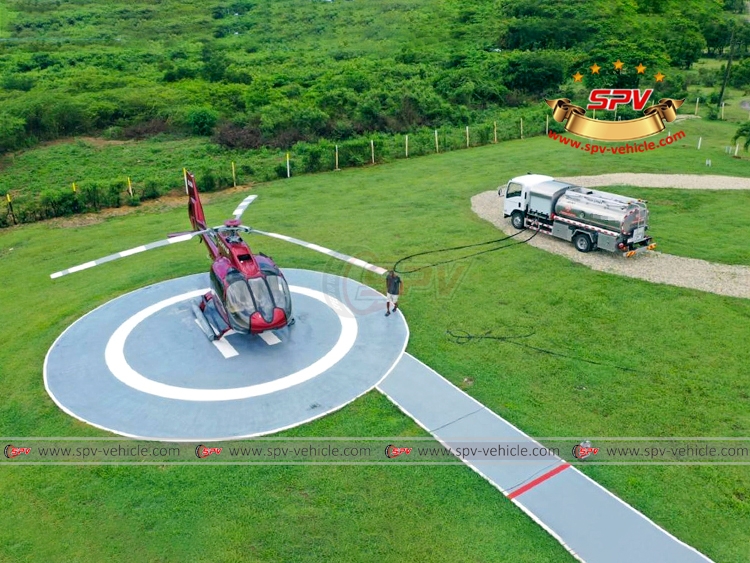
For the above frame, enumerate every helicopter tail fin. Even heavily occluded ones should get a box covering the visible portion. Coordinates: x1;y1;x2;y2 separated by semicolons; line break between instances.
185;169;207;231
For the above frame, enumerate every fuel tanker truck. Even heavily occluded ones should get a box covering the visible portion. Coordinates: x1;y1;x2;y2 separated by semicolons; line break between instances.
500;174;656;256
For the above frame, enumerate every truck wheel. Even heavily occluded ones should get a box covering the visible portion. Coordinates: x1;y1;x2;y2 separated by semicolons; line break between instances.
573;233;592;253
511;212;525;230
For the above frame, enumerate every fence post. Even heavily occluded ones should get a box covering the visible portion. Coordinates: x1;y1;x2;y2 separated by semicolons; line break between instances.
695;97;699;116
405;135;409;158
721;102;725;120
286;153;291;178
370;140;375;164
465;126;470;148
494;121;497;143
520;118;524;139
6;193;16;225
231;161;237;187
335;145;339;170
435;129;439;153
697;136;702;150
546;115;549;136
735;142;740;156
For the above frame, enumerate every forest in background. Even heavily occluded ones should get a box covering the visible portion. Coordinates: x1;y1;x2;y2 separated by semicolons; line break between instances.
1;0;749;223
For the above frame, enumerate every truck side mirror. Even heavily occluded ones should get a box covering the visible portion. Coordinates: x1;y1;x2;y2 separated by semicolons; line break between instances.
498;185;506;196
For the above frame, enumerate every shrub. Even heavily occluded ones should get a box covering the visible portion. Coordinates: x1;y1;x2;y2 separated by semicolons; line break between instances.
275;163;290;178
121;118;171;140
104;183;122;208
80;183;103;211
199;169;218;192
142;179;161;200
0;113;27;153
212;122;263;149
186;107;219;136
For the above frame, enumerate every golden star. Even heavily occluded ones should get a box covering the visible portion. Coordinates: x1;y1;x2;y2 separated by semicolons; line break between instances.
590;63;601;74
573;72;583;82
613;60;624;70
654;72;665;82
636;63;647;74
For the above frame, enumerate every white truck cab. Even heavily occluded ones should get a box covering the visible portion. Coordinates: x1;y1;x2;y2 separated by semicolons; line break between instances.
500;174;553;229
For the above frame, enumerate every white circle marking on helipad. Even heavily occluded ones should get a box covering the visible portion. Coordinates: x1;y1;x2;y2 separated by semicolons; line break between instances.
104;285;357;401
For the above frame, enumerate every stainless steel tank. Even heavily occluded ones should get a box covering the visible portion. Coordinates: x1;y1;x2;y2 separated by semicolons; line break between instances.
554;187;648;234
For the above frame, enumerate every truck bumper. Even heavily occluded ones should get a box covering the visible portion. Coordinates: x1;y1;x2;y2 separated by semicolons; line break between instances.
622;243;656;257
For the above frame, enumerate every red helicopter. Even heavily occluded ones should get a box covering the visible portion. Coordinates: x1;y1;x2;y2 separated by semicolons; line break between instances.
50;170;387;339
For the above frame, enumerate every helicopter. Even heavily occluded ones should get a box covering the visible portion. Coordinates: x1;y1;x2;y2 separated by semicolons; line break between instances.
50;170;387;340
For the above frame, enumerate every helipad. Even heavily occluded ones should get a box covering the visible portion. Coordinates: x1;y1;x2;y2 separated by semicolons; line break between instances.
44;269;408;440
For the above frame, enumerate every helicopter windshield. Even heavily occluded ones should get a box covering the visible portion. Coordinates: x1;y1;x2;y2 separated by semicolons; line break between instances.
225;279;256;330
249;278;275;323
265;274;292;317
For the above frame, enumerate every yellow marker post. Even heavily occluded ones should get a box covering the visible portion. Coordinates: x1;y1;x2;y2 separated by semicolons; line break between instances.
6;193;10;203
72;182;77;192
127;177;133;198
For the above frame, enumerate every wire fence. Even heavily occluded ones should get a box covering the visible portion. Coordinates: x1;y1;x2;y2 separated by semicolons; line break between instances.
1;109;559;227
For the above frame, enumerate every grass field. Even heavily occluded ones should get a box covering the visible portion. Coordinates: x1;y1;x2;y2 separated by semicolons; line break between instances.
1;125;750;561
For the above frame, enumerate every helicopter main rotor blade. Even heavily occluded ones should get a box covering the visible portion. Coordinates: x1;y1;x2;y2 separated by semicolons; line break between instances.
233;194;258;220
250;229;388;276
50;230;210;279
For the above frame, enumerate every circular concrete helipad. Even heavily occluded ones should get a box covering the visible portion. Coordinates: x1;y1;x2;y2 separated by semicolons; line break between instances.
44;269;408;440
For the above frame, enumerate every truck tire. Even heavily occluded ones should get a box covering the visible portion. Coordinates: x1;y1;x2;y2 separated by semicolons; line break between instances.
511;211;525;230
573;233;592;253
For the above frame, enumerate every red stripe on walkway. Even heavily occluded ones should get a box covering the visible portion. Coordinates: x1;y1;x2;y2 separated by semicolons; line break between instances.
507;463;571;499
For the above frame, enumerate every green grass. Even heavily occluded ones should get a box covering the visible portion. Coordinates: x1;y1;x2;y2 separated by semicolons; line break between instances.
615;186;750;265
0;393;574;563
1;127;750;562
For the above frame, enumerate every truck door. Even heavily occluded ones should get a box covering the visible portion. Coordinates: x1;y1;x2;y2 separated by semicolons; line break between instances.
503;182;524;217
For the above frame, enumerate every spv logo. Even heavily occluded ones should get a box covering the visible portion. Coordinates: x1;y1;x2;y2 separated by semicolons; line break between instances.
195;445;223;458
4;444;31;459
384;445;412;459
587;89;653;111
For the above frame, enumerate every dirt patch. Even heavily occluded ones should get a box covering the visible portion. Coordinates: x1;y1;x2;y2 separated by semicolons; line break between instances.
47;184;256;229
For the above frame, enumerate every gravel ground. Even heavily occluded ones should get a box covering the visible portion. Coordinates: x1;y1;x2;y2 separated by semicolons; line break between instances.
471;177;750;299
557;173;750;190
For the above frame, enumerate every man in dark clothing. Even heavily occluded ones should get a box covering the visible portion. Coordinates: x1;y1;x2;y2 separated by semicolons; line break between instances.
385;270;402;317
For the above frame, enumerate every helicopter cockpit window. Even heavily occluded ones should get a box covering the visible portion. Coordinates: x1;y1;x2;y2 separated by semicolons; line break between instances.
249;278;275;322
265;274;291;316
225;280;255;330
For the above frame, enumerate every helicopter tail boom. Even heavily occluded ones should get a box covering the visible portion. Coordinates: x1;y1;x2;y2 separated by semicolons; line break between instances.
185;169;207;232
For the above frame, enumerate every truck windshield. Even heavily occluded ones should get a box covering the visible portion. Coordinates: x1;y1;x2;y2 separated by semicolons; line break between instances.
506;182;523;199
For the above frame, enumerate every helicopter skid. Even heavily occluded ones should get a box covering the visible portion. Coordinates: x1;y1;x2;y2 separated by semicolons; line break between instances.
194;296;231;340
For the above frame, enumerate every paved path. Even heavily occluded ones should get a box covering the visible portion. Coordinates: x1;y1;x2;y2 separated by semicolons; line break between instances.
378;354;713;563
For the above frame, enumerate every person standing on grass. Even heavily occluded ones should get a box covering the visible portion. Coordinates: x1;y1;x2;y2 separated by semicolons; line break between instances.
385;269;402;317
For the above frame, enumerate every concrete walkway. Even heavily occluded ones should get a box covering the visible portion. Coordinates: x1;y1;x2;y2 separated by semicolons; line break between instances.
378;354;713;563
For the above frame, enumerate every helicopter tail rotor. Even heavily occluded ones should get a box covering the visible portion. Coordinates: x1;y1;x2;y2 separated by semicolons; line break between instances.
250;229;388;276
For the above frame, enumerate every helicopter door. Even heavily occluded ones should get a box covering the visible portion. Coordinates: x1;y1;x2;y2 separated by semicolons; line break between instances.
265;274;292;317
248;278;275;323
225;279;255;330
